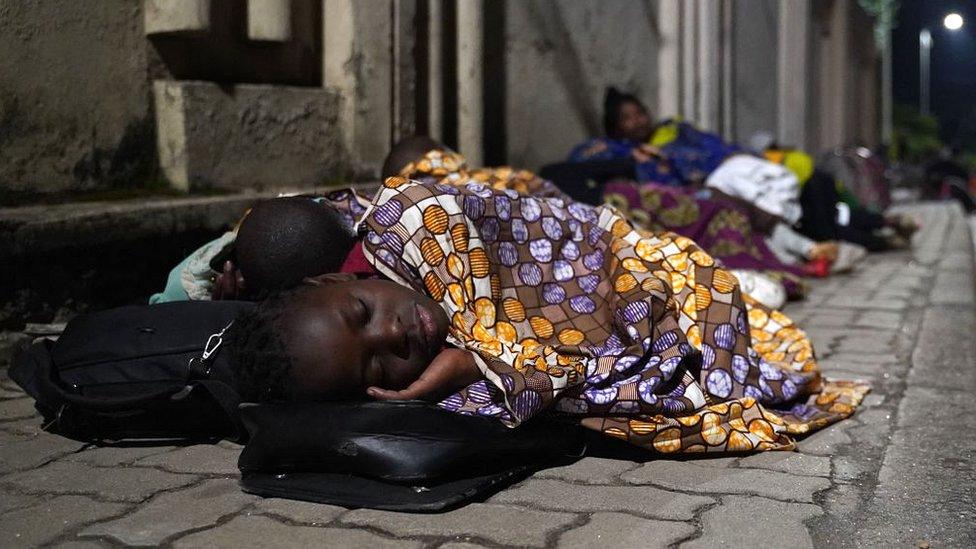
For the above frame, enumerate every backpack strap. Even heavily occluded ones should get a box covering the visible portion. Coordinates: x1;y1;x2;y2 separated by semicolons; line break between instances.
186;320;234;382
184;320;247;440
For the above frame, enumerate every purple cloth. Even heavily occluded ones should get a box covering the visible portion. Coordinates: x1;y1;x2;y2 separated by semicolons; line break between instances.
603;180;806;298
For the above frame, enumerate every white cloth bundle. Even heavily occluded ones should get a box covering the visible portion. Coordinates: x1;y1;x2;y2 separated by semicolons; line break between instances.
705;154;802;225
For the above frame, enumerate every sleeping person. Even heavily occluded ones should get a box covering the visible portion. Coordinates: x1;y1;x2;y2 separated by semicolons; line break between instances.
149;190;371;303
229;175;869;455
387;137;797;306
568;88;914;260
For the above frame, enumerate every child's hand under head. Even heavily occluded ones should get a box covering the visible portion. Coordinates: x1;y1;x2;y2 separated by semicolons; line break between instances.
212;260;248;301
276;274;476;402
367;347;481;402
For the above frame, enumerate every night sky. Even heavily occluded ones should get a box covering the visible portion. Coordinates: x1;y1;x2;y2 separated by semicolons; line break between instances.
892;0;976;147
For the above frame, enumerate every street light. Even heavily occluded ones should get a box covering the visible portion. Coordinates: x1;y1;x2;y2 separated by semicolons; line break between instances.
920;13;965;116
944;13;964;31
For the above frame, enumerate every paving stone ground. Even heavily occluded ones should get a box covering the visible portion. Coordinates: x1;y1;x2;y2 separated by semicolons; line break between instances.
1;202;973;548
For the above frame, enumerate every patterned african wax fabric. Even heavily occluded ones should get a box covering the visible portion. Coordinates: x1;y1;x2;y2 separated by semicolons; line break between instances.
568;121;740;186
315;188;373;230
398;148;567;199
400;149;805;321
564;127;806;296
601;181;806;299
359;177;868;454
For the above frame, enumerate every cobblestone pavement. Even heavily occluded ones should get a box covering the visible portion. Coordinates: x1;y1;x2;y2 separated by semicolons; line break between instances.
1;202;973;548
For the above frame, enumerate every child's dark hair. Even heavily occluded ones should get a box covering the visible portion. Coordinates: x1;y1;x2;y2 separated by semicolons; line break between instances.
382;135;445;179
603;87;644;137
236;197;356;297
229;287;306;402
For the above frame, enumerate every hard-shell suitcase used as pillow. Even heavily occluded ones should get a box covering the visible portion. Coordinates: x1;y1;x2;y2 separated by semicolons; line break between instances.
237;400;587;512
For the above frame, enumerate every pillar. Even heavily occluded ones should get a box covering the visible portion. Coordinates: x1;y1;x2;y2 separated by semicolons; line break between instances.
656;0;682;119
247;0;292;42
323;0;393;176
456;0;484;166
144;0;210;35
777;0;811;150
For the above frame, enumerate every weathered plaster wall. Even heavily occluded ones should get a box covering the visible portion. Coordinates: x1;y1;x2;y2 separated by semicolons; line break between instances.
0;1;154;195
731;0;780;146
323;0;394;178
154;80;347;191
503;0;662;170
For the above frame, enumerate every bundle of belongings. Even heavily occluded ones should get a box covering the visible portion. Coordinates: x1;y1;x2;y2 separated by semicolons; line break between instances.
10;139;870;512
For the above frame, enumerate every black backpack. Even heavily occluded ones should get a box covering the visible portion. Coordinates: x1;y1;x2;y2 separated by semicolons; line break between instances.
8;300;253;442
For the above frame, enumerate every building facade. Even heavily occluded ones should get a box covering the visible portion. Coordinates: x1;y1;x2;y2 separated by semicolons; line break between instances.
0;0;882;197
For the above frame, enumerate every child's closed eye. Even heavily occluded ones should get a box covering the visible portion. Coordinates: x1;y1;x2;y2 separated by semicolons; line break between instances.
356;298;372;325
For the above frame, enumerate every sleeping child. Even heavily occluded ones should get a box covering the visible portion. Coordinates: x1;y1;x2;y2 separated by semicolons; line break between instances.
229;174;868;455
149;191;371;303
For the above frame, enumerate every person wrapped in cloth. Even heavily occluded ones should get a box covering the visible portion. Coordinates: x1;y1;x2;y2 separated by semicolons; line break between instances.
228;163;868;455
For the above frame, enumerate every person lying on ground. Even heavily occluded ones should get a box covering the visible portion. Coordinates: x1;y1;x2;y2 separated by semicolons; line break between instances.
748;131;919;249
229;175;869;455
152;131;808;308
149;191;370;303
386;136;806;305
924;147;976;213
568;88;915;256
559;90;848;276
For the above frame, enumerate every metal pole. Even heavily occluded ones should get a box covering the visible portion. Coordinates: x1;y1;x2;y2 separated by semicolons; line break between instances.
919;28;932;116
881;30;893;145
427;0;444;142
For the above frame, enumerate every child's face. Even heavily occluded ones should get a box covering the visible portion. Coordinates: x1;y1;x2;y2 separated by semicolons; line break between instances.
281;279;450;400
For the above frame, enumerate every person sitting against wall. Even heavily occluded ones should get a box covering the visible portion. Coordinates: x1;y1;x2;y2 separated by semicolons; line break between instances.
565;88;916;270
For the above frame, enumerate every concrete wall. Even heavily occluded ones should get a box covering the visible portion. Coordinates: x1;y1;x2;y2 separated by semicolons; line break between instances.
731;0;780;145
0;0;880;198
0;0;332;198
808;0;880;152
148;0;322;86
851;7;880;149
502;0;662;170
154;81;346;191
323;0;396;178
0;1;154;195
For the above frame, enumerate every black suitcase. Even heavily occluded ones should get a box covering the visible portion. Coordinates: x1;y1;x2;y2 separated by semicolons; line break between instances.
238;400;587;512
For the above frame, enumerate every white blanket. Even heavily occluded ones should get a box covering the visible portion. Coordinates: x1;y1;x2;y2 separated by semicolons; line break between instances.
705;155;802;225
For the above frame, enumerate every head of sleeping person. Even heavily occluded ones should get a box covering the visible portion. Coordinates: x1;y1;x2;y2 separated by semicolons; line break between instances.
381;135;447;179
234;197;358;298
603;87;654;143
229;275;450;402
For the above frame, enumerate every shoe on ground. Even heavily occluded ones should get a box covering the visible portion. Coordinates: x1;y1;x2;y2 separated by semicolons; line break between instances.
830;242;868;274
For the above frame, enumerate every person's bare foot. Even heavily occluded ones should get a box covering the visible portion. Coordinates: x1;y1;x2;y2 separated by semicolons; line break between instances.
885;233;911;250
809;241;839;263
